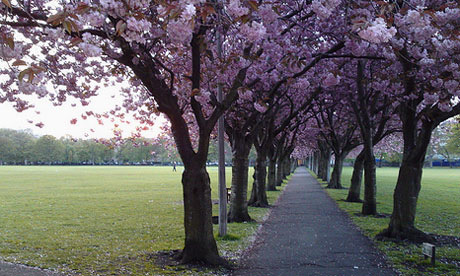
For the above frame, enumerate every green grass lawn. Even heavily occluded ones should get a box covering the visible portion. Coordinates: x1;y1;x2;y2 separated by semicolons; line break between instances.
324;167;460;276
0;166;286;276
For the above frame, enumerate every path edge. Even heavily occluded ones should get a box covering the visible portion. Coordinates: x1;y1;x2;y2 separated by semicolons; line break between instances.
232;169;296;267
307;168;401;276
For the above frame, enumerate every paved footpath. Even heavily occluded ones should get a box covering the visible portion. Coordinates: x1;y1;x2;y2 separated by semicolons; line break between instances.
233;167;397;276
0;261;62;276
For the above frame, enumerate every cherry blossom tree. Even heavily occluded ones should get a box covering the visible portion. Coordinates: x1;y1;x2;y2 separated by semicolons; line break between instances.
0;0;272;264
311;89;361;189
354;1;460;241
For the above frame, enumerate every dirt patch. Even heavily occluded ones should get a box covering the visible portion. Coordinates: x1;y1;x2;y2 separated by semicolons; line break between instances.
148;250;182;267
432;234;460;248
147;250;233;274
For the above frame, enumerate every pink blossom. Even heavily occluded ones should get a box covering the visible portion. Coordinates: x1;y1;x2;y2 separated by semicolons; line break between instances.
259;6;278;24
423;93;438;105
238;89;253;101
254;102;268;113
322;73;340;88
167;20;193;44
182;4;196;21
79;39;102;57
311;0;341;20
358;18;397;43
438;102;452;112
227;0;249;18
241;21;266;42
444;80;459;94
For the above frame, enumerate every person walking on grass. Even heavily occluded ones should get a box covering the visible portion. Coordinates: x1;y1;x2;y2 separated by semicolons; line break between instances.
173;161;176;172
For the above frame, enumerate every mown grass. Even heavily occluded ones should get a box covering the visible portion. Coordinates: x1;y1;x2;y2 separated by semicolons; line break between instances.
0;166;286;276
323;167;460;276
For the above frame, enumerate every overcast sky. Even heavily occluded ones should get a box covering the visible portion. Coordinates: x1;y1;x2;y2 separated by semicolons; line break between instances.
0;90;164;139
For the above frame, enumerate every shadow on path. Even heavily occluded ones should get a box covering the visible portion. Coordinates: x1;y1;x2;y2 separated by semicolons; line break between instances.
232;167;397;276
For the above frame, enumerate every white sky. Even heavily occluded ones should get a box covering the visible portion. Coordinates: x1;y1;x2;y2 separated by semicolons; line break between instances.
0;89;165;139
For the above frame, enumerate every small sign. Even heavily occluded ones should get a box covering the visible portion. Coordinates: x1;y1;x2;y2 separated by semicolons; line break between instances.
422;243;436;266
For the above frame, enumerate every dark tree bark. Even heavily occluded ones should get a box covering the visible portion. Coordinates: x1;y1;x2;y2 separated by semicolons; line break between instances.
267;143;278;191
249;148;269;207
317;140;331;182
282;157;291;178
314;151;319;175
351;60;393;216
267;157;277;191
377;48;448;242
327;151;348;189
362;149;377;215
346;151;364;202
180;162;222;264
227;133;252;223
379;161;432;242
378;119;437;242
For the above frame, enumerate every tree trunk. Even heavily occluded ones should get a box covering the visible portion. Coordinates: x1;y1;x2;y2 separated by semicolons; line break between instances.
267;158;277;191
317;151;325;179
314;151;319;175
318;141;330;181
180;163;223;264
328;152;346;189
378;161;433;242
321;151;330;181
346;151;364;202
282;157;290;179
228;141;252;223
249;150;269;207
378;86;436;242
362;151;377;215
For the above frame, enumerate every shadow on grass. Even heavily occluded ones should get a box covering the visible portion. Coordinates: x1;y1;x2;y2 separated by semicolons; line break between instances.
148;250;235;273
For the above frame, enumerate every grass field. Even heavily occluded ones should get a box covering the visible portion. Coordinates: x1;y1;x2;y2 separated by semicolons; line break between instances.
0;166;285;276
324;167;460;276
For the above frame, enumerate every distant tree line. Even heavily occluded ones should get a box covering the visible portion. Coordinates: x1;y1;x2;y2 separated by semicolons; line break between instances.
0;128;220;165
0;128;238;166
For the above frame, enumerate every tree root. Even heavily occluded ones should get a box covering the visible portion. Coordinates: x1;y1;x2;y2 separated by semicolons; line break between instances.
248;201;270;208
178;249;232;269
227;211;253;223
376;226;435;244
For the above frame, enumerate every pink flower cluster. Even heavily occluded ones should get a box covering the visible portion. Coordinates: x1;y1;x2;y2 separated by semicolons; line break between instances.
358;18;397;44
241;21;266;42
311;0;341;20
322;73;340;88
227;0;249;18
